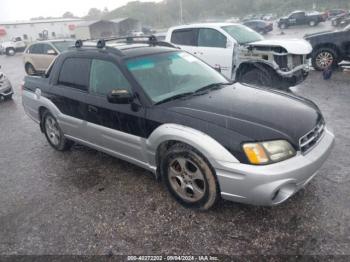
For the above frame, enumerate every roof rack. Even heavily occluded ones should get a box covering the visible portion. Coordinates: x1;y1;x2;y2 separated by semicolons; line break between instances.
74;35;177;50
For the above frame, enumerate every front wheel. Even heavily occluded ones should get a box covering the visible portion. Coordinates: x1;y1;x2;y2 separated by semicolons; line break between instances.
42;111;73;151
161;144;219;210
279;23;287;29
25;63;36;75
312;48;338;71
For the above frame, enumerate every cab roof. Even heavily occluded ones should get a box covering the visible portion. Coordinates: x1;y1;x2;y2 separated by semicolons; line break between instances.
66;42;177;59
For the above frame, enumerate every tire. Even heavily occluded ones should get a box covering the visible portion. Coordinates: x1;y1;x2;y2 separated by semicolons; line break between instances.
5;94;13;100
238;67;279;88
279;23;287;29
309;20;317;27
25;63;36;75
312;47;338;71
42;111;73;151
6;48;15;56
161;143;219;210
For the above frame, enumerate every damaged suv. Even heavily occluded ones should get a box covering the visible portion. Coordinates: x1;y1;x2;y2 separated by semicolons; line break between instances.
166;23;312;89
22;37;334;210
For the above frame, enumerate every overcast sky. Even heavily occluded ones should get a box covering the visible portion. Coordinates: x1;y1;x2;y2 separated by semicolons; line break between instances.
0;0;162;21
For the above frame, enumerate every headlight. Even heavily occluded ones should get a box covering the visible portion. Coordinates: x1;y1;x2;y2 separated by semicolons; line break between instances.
243;140;296;165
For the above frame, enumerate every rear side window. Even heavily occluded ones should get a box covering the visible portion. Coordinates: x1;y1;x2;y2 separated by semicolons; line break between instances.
198;28;227;48
171;29;197;46
58;58;90;91
89;59;132;96
42;44;56;55
29;44;43;54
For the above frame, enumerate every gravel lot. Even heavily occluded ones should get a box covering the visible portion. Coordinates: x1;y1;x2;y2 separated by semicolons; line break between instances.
0;34;350;256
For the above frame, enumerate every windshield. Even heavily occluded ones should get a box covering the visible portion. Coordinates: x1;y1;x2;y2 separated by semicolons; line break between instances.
126;51;228;104
51;41;75;52
221;25;263;45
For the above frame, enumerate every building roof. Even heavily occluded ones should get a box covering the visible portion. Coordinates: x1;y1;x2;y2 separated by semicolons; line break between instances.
77;18;136;28
0;18;84;26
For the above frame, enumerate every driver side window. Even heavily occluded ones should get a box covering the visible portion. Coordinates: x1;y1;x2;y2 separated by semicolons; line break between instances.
89;59;132;96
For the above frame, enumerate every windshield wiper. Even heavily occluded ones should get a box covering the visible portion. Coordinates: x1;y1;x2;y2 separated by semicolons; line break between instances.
194;81;234;95
155;92;195;105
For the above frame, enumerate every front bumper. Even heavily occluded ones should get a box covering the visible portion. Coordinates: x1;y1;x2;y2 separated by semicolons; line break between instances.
0;79;14;97
215;128;335;206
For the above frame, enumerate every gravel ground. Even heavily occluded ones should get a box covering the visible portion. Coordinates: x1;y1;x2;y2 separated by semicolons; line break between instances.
0;49;349;256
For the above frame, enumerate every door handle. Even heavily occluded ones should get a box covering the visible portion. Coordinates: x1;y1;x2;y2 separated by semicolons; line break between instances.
88;105;98;113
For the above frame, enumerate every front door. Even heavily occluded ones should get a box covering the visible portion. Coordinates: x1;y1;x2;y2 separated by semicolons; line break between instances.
85;58;147;163
195;28;234;79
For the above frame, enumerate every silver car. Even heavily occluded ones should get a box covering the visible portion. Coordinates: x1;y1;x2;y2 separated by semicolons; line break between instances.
0;66;13;100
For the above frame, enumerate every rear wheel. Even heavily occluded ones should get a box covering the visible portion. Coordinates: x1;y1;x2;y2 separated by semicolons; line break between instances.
309;20;317;27
6;48;15;56
312;48;338;71
161;143;219;210
25;63;36;75
42;111;73;151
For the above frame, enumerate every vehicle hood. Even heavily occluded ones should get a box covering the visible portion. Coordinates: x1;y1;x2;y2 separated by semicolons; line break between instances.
0;41;14;48
164;83;322;147
249;39;312;54
304;30;334;39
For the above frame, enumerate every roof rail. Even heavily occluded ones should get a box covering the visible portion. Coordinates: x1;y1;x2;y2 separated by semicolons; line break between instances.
74;35;177;50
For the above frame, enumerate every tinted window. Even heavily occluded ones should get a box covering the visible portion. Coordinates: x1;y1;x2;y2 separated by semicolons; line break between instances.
42;44;56;54
52;41;75;52
58;58;90;91
29;44;43;54
171;29;197;46
198;28;227;48
89;59;132;96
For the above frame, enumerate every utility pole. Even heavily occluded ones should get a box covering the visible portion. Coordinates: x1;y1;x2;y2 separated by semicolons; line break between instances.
179;0;183;24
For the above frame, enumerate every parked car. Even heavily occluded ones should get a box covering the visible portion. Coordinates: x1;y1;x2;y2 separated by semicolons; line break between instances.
0;37;26;56
22;37;334;210
23;39;75;75
326;9;348;20
165;23;312;89
154;32;167;41
278;11;326;29
331;12;350;27
262;13;276;21
304;25;350;71
243;20;273;34
0;66;14;100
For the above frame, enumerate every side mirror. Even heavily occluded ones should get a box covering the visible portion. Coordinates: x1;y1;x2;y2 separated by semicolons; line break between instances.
107;89;133;104
47;49;57;55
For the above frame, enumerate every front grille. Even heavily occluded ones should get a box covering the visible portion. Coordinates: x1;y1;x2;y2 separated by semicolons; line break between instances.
299;120;325;153
274;55;288;70
274;55;304;71
292;55;303;67
3;87;11;94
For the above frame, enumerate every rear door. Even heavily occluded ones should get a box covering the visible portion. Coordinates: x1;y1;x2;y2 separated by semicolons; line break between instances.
195;28;233;79
169;28;199;56
27;43;44;71
84;58;147;163
54;57;90;139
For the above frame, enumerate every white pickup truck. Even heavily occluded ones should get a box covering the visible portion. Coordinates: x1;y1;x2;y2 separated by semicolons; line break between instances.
165;23;312;89
0;37;27;56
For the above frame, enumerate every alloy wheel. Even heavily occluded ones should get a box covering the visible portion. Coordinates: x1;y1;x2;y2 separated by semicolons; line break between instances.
316;51;334;69
45;115;61;146
168;157;206;202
